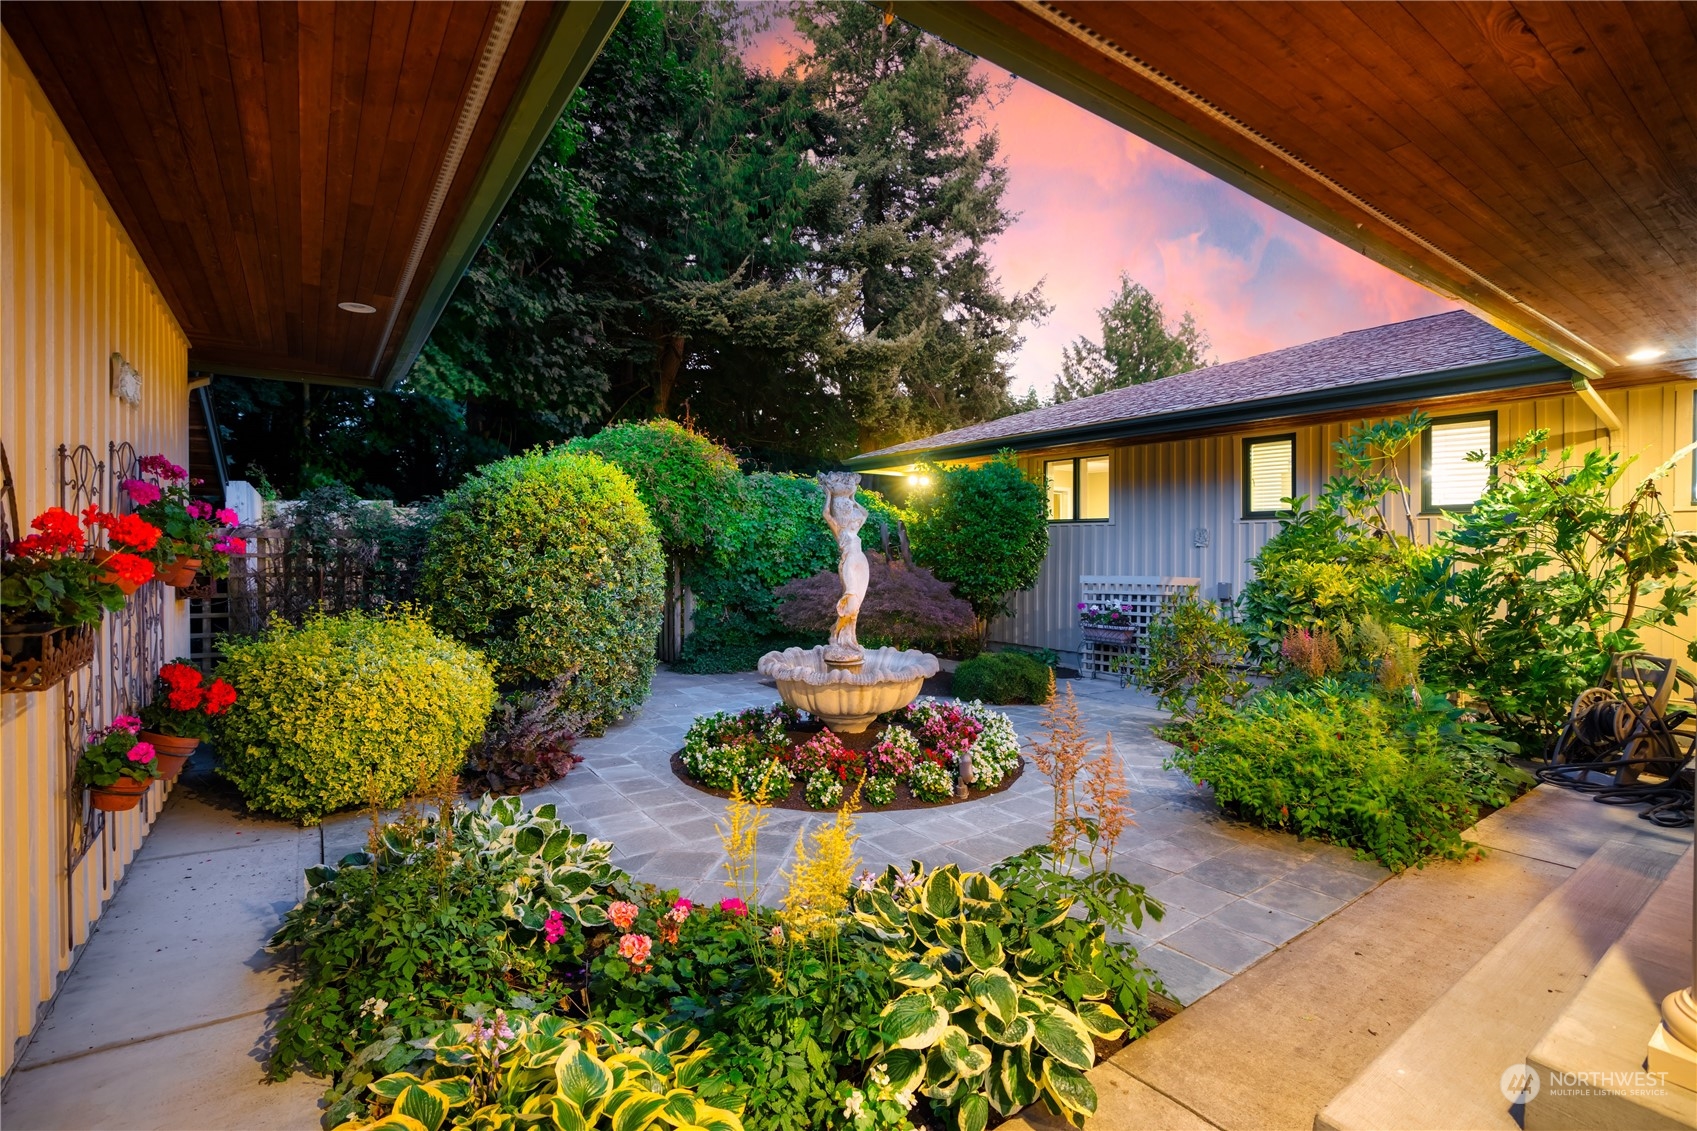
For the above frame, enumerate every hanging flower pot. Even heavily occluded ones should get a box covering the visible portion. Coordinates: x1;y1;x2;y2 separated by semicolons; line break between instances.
87;776;151;812
139;731;199;781
159;556;203;588
1;623;97;692
91;548;152;596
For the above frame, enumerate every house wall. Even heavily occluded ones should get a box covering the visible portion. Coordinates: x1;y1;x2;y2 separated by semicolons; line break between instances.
992;381;1697;668
2;32;191;1075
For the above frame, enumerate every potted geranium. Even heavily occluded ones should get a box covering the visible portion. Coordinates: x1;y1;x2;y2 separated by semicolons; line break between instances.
3;505;156;691
121;455;245;589
75;716;162;811
137;660;236;780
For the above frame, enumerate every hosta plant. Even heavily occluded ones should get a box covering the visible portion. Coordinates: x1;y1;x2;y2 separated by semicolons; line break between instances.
851;863;1160;1128
330;1013;744;1131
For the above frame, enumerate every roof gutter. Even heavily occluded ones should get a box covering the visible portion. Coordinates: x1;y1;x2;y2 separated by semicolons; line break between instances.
846;354;1570;469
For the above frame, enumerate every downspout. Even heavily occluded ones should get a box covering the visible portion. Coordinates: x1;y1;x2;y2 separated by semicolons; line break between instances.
1571;372;1621;442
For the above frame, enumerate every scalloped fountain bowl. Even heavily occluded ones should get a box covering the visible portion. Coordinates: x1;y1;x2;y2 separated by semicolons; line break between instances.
757;645;939;733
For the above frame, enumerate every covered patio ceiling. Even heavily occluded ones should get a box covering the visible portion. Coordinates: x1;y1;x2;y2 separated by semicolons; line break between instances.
898;1;1696;385
2;0;625;389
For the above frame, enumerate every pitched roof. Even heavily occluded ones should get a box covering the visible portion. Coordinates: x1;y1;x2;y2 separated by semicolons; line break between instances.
853;311;1554;464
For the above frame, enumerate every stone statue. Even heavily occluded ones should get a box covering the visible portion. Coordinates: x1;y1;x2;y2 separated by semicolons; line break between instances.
819;471;868;664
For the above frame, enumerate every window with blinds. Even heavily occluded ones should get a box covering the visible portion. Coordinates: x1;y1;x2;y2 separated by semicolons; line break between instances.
1423;415;1496;511
1242;435;1295;518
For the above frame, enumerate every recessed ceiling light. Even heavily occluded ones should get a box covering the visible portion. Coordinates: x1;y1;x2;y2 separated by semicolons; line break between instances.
1626;346;1665;363
338;301;377;314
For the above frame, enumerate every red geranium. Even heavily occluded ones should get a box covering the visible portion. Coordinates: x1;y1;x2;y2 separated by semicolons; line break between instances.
202;678;237;715
100;551;157;588
140;660;233;741
9;506;86;557
97;511;162;552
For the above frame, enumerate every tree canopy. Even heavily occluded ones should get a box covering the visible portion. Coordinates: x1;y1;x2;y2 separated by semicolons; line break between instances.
1052;274;1211;403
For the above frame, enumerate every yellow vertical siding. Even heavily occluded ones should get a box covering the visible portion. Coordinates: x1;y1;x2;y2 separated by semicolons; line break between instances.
2;31;190;1075
1000;382;1697;665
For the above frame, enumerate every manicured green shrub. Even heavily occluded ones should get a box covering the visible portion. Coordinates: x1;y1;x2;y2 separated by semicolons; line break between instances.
952;649;1054;704
215;611;496;823
1167;681;1528;870
420;448;664;731
566;419;741;562
678;472;906;670
909;453;1048;639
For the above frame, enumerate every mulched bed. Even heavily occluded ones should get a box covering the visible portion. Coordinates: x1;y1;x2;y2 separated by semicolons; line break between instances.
669;721;1025;813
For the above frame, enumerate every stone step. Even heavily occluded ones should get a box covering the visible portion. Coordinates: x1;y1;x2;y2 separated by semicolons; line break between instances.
1525;846;1695;1131
1315;836;1685;1131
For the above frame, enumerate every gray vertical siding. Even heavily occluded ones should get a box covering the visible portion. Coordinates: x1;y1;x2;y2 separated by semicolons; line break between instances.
990;382;1696;666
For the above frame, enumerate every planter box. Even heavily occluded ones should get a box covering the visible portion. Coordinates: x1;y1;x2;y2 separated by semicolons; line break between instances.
1080;624;1138;645
2;623;96;692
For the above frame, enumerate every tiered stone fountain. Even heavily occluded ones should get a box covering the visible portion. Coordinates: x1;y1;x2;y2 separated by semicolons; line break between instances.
757;472;937;732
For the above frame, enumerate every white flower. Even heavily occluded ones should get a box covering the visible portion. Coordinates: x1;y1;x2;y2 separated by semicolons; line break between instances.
843;1090;865;1119
359;997;388;1018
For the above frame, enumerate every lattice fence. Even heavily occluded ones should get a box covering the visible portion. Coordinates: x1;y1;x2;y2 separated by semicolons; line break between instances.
1077;575;1200;679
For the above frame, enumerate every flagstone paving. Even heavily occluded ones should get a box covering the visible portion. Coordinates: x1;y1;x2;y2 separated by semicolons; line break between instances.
1;668;1389;1130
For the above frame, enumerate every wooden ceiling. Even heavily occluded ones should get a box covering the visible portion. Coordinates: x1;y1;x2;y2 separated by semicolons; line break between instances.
899;1;1697;384
3;1;624;388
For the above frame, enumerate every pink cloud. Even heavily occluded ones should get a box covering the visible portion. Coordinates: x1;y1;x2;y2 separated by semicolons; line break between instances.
741;19;1457;398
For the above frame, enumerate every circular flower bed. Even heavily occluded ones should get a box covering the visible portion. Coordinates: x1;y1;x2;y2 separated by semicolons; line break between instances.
675;697;1022;810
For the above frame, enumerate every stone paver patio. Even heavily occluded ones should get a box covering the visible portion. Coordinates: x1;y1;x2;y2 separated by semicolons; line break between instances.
2;668;1389;1130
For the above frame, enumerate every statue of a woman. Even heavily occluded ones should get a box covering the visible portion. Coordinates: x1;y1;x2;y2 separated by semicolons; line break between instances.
819;471;869;662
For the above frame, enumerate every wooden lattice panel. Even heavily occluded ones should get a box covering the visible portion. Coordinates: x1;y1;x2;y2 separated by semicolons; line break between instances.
1077;575;1200;680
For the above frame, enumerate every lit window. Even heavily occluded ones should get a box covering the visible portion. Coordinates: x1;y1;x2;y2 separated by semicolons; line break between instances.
1423;414;1496;511
1044;456;1110;522
1242;435;1294;518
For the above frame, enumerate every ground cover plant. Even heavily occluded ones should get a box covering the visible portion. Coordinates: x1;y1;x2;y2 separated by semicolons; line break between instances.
420;447;664;733
276;695;1163;1131
214;610;496;824
676;699;1022;810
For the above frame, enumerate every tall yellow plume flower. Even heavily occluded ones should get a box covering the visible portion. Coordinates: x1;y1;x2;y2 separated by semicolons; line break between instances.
781;785;862;939
718;779;768;906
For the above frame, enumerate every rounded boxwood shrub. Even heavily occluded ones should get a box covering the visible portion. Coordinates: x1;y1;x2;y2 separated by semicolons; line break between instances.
215;611;496;824
565;419;741;562
952;649;1054;704
420;448;665;731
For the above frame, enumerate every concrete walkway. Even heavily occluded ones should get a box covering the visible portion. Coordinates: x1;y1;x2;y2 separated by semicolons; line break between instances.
1;669;1391;1130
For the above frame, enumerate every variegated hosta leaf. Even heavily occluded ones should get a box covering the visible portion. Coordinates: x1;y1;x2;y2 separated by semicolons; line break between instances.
1075;1000;1126;1040
956;1092;991;1131
923;867;962;920
1041;1060;1098;1119
881;992;951;1050
890;960;944;988
876;1048;926;1095
1031;1007;1095;1071
368;1073;428;1101
979;1010;1035;1048
968;969;1019;1023
961;921;1004;971
393;1085;448;1131
556;1041;614;1119
936;1026;992;1078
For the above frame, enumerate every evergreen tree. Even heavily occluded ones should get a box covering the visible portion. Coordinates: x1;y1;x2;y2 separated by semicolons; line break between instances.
1052;274;1211;402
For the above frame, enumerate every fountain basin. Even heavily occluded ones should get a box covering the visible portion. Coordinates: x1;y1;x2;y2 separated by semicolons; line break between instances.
758;645;939;733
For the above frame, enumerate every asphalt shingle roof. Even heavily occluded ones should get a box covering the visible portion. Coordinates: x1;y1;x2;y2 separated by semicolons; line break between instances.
858;310;1545;461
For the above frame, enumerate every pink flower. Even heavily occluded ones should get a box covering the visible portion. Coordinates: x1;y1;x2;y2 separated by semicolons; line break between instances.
607;901;640;931
617;933;652;966
186;501;214;520
122;479;162;506
214;536;246;555
111;715;142;733
669;897;692;919
543;909;567;945
214;508;239;527
127;741;156;763
138;455;186;482
718;898;748;917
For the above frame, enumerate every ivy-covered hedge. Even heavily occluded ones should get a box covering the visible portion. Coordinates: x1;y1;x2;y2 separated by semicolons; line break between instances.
677;472;906;671
420;448;665;731
215;611;496;823
565;420;741;562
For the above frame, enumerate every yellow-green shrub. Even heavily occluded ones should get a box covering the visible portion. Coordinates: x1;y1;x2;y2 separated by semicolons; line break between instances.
215;611;496;824
419;447;665;732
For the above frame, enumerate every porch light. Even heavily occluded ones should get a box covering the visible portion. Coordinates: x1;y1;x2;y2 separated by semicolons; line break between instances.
1626;346;1665;363
337;301;378;314
907;473;932;489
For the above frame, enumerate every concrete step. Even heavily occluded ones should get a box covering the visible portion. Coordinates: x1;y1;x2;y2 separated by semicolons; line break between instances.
1526;846;1695;1131
1316;836;1685;1131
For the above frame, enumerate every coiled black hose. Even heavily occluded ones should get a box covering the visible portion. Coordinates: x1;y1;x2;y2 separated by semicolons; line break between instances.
1536;757;1694;828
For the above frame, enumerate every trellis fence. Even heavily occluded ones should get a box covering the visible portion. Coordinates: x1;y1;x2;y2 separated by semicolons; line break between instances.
1077;575;1200;679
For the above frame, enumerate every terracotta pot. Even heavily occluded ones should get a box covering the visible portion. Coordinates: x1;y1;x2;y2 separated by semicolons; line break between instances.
88;776;152;812
160;556;202;588
140;731;199;781
91;548;146;596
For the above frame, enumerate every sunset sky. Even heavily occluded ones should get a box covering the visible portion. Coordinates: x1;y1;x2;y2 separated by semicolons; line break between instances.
745;19;1457;399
